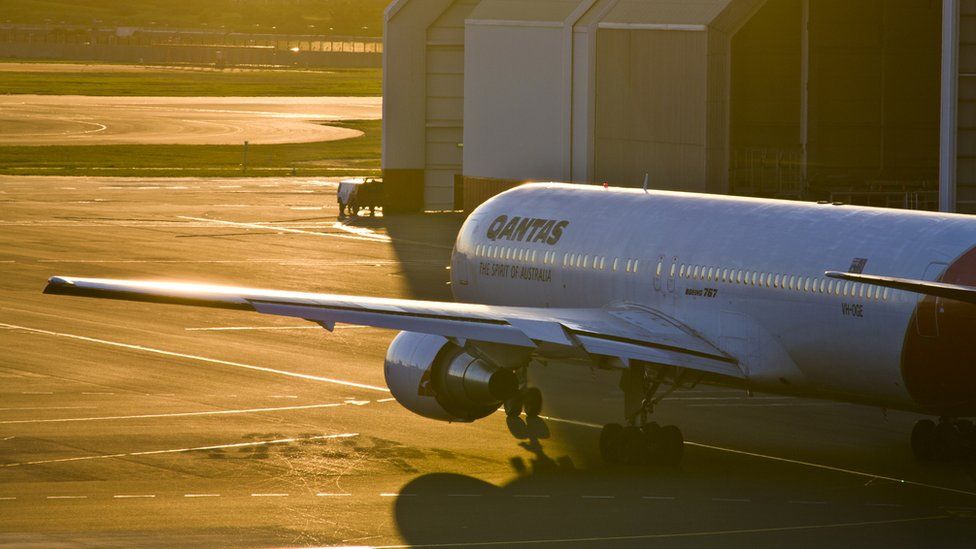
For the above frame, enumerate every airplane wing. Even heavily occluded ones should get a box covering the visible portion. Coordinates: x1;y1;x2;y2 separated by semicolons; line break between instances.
825;271;976;305
43;276;742;380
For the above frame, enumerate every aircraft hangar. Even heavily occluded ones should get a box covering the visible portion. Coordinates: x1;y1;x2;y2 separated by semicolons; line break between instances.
382;0;974;214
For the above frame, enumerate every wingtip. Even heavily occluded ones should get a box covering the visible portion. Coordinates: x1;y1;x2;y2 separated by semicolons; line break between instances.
43;276;74;295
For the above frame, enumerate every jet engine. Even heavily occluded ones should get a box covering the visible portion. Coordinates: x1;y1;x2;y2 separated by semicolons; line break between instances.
383;331;520;422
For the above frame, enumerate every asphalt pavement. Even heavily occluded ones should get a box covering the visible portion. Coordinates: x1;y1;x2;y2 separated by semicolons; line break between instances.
1;175;974;547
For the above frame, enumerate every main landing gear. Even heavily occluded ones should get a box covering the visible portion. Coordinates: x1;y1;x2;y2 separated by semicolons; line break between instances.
600;364;685;466
505;386;543;419
911;418;976;461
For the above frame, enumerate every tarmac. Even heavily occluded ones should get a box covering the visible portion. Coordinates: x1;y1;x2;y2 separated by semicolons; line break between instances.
1;175;975;547
0;96;381;146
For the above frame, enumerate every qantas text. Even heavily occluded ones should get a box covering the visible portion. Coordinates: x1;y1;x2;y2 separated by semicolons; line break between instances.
486;215;569;245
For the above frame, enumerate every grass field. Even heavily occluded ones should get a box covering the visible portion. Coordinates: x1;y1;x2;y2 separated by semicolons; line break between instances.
0;119;380;177
0;67;381;96
0;0;387;36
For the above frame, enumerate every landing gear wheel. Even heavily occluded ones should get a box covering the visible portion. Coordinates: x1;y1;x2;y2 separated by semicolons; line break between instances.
523;387;543;418
911;419;937;461
503;393;523;418
658;425;684;467
600;423;625;464
622;426;648;465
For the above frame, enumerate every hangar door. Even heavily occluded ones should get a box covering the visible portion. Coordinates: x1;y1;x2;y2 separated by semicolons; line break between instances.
424;0;477;211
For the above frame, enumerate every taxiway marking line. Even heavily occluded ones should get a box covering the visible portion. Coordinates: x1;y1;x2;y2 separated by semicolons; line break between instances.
251;493;289;497
0;322;389;393
316;493;351;497
538;415;976;498
371;515;950;548
0;403;343;424
114;494;155;499
0;497;16;500
184;494;220;498
46;496;87;500
178;216;389;243
2;432;357;468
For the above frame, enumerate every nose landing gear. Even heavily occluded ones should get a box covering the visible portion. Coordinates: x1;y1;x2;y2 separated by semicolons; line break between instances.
600;364;686;466
911;418;976;461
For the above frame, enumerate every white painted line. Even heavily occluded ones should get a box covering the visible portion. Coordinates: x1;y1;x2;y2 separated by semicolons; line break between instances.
0;403;343;424
20;391;53;395
0;407;95;412
344;400;370;406
642;496;675;500
3;432;357;468
688;403;838;408
316;493;352;497
538;414;976;498
379;493;398;497
81;392;115;395
0;496;16;500
184;493;220;498
251;493;289;497
269;395;299;399
114;494;155;499
0;322;389;393
376;398;396;403
47;495;87;500
179;216;387;243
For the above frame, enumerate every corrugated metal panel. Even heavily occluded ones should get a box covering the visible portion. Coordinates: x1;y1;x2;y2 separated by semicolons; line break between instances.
424;0;480;211
468;0;582;23
601;0;732;26
593;28;709;190
959;0;976;190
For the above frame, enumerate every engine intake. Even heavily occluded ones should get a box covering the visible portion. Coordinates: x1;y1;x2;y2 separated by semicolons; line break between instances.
384;331;519;422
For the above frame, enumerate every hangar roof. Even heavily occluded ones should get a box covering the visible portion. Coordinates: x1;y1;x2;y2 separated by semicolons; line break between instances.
467;0;583;24
600;0;733;26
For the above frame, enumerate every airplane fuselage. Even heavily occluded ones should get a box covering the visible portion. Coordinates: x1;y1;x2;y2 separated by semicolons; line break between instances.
450;183;976;417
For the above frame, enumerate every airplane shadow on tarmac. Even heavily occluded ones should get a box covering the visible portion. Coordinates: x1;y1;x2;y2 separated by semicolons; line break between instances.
391;415;972;548
341;212;463;301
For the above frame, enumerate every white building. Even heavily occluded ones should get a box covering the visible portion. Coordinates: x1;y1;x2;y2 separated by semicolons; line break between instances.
383;0;973;214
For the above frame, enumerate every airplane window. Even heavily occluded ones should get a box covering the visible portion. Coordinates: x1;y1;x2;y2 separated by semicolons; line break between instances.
679;265;685;278
583;255;590;269
860;284;867;299
788;275;795;290
563;253;569;267
883;288;890;301
705;267;712;280
720;269;726;283
692;266;699;279
670;262;676;278
656;261;662;277
819;279;826;293
802;278;809;292
842;282;850;296
532;250;538;263
751;272;758;286
736;270;744;284
634;260;640;274
774;274;781;288
613;258;619;271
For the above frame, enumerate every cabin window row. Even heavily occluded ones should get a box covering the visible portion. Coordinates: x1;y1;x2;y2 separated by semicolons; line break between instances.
668;263;891;302
472;245;640;273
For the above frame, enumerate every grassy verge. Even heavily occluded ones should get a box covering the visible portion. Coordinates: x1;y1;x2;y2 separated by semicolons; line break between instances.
0;120;380;177
0;67;381;96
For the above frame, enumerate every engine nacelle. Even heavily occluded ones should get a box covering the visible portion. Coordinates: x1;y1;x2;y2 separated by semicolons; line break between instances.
384;331;519;422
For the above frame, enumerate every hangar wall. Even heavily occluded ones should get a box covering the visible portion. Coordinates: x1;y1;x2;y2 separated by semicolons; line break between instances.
383;0;969;213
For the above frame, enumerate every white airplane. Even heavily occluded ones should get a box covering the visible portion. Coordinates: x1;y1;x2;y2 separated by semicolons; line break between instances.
44;183;976;465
